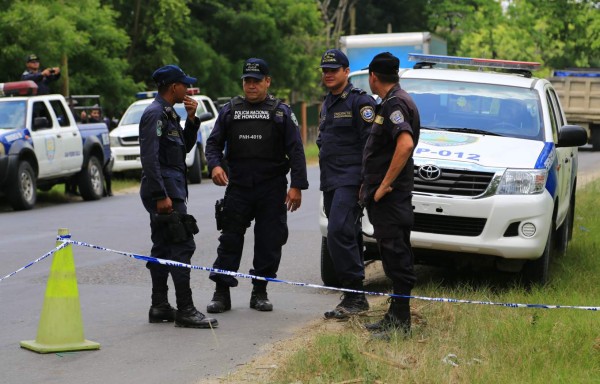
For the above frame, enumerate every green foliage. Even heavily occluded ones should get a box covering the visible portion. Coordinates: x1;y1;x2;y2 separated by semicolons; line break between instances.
0;0;598;116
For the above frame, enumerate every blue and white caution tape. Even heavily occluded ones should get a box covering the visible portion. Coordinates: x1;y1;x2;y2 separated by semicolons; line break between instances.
0;241;69;283
2;235;599;312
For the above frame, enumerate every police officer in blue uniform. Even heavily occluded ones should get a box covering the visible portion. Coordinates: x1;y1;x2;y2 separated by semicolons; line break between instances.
205;58;308;313
317;49;377;320
139;65;217;329
21;54;61;95
360;53;420;339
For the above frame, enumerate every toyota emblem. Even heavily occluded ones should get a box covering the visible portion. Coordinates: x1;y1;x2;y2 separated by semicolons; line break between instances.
418;164;442;181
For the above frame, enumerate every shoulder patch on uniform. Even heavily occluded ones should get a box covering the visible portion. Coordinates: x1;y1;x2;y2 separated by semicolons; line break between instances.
389;110;405;124
156;120;163;136
360;106;375;123
291;112;299;127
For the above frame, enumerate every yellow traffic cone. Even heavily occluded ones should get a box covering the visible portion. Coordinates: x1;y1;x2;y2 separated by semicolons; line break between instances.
20;228;100;353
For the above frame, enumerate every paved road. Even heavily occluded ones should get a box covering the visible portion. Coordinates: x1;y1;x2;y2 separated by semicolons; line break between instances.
1;150;598;384
0;165;337;384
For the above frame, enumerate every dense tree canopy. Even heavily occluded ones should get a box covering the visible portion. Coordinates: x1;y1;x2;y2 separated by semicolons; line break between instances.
0;0;598;117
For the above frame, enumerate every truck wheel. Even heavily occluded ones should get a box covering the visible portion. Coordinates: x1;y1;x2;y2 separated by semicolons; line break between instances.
522;226;552;286
592;128;600;151
320;237;341;287
7;161;36;210
188;147;202;184
78;156;104;201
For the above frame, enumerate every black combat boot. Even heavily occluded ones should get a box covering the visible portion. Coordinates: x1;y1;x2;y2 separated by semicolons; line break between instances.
366;297;411;340
148;290;175;323
324;280;369;320
174;285;218;328
207;284;231;313
175;305;219;328
249;286;273;311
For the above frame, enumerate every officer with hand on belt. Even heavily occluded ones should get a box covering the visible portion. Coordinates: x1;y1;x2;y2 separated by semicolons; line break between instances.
360;52;420;339
205;58;308;313
139;65;217;329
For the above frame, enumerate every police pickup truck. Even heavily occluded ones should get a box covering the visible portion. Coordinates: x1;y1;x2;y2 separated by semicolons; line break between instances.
320;54;587;286
0;81;110;210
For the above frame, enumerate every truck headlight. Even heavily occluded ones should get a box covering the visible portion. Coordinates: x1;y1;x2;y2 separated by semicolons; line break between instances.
110;136;121;147
496;169;547;195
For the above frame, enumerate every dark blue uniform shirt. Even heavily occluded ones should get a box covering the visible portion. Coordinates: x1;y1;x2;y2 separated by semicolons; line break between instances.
317;83;376;191
206;95;308;190
139;95;200;201
362;83;420;192
21;70;60;95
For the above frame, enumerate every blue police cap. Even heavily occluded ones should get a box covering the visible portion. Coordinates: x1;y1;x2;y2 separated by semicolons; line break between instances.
152;65;197;86
320;49;349;69
241;58;270;80
366;52;400;74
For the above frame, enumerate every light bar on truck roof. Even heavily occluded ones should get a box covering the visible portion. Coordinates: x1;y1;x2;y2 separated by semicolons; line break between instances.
136;91;159;99
0;81;38;97
186;87;200;95
408;53;541;71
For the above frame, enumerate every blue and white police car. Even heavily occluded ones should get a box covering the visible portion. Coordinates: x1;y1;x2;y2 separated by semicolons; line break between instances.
320;54;587;286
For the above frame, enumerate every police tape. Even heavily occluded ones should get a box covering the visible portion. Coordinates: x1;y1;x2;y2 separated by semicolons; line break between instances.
2;235;599;312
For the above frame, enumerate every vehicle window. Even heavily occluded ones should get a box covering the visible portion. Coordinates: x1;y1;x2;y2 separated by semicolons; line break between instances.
548;88;565;127
31;101;53;129
201;100;212;115
349;72;370;92
120;104;149;125
50;99;71;127
545;91;560;143
0;100;26;129
401;79;544;141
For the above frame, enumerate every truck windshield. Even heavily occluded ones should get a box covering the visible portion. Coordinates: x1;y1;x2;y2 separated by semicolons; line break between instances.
0;100;27;129
400;79;544;141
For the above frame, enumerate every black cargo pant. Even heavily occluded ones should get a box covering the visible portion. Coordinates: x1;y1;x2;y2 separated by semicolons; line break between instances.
143;198;196;308
364;188;416;293
210;176;288;289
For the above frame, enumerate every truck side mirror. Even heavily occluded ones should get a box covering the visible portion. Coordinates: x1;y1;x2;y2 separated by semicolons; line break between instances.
557;125;588;148
198;112;214;123
33;116;50;130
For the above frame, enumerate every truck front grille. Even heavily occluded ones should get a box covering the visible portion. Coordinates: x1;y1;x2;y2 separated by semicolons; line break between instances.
414;166;495;196
121;136;139;146
414;213;486;236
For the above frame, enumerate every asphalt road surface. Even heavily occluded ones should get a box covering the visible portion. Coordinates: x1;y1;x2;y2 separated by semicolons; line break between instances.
1;150;599;384
0;165;337;384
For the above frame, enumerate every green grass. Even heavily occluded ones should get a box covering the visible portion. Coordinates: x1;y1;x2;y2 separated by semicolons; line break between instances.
268;180;600;384
305;142;319;165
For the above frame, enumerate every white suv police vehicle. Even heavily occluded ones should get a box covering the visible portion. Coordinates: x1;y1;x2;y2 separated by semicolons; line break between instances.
320;54;587;286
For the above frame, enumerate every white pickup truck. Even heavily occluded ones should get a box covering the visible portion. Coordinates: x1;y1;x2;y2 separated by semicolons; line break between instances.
320;54;587;286
0;81;111;210
109;89;218;183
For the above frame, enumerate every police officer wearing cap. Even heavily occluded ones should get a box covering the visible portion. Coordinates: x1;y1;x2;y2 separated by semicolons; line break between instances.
21;54;61;95
360;52;420;339
205;58;308;313
317;49;376;320
139;64;217;329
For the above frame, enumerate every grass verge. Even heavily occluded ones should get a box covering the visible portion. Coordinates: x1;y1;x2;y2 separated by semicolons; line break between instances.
227;179;600;384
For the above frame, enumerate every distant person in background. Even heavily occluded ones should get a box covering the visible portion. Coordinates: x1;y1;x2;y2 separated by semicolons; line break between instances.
21;54;61;95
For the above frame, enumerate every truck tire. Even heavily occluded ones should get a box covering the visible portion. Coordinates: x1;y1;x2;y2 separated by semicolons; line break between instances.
592;126;600;151
522;226;553;286
320;237;341;287
78;155;104;201
188;147;202;184
7;161;36;211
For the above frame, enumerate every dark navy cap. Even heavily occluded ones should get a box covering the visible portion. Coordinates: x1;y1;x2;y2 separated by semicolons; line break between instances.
366;52;400;74
152;65;197;86
26;53;39;62
241;58;270;80
320;49;349;69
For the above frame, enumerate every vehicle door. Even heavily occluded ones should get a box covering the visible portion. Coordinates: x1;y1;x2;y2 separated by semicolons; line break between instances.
29;100;64;178
545;87;571;226
49;98;83;174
